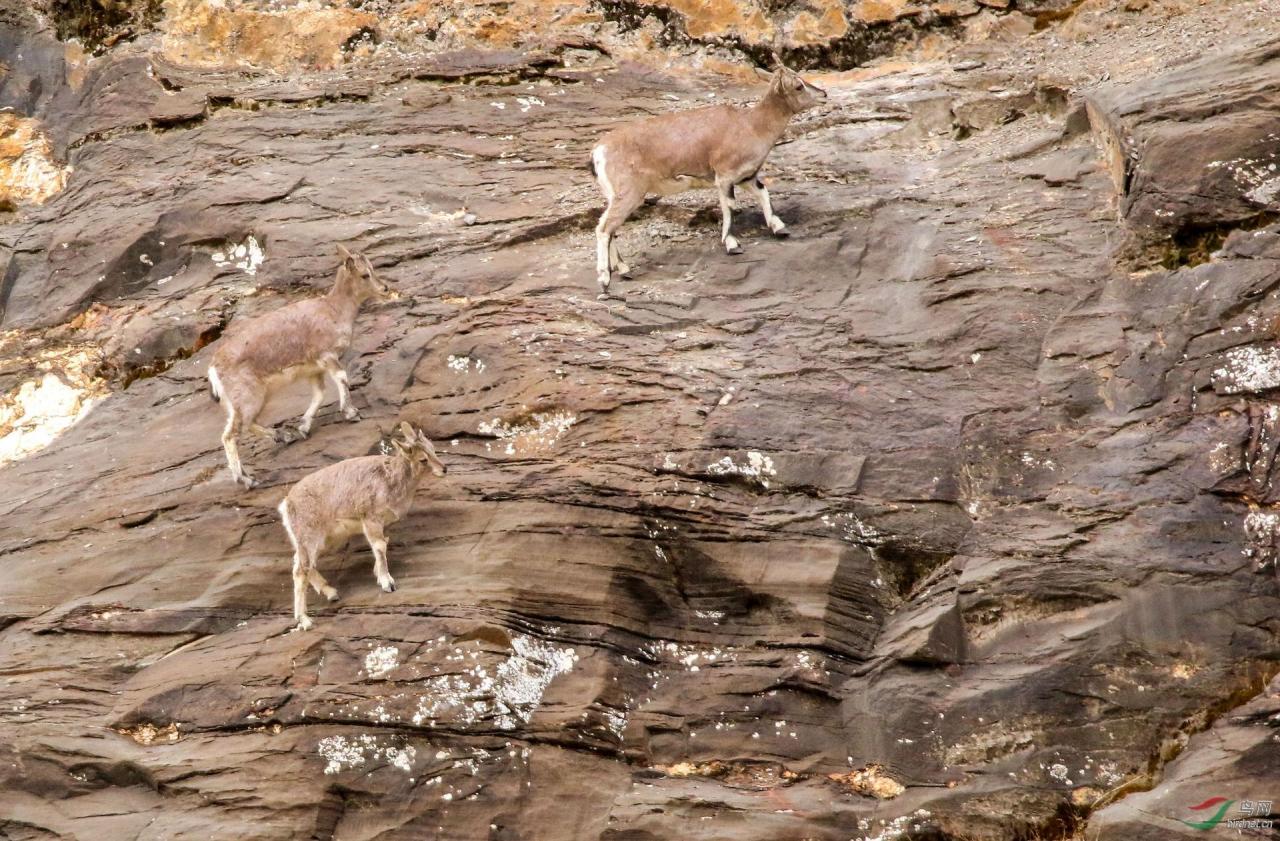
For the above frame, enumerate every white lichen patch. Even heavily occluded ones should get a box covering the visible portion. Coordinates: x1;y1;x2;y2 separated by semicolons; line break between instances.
642;640;737;673
854;809;934;841
318;733;417;775
385;744;417;773
0;345;106;466
1019;452;1057;470
0;114;71;206
705;451;777;488
410;634;578;730
211;236;265;276
1208;153;1280;205
603;707;627;739
1208;440;1239;475
821;511;888;545
1212;345;1280;395
447;354;486;374
1243;508;1280;569
1095;760;1124;787
477;410;576;456
364;645;400;678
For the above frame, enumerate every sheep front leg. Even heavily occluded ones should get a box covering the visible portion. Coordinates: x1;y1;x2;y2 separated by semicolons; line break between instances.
716;176;741;254
363;521;395;592
740;175;788;237
319;354;360;421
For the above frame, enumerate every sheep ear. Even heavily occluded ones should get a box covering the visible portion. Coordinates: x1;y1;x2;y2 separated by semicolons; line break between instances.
398;420;415;439
771;50;784;69
754;66;773;81
337;244;354;263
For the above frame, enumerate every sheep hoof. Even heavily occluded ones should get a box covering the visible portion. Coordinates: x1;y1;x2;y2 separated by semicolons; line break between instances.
770;225;790;239
238;473;258;489
380;579;397;593
344;408;361;422
294;424;311;440
617;263;632;278
296;616;313;632
725;243;743;256
324;587;339;602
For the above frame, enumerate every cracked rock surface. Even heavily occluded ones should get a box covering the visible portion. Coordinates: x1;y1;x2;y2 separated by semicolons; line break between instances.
4;0;1280;839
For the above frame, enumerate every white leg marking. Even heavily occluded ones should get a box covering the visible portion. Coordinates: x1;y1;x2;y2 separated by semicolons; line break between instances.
208;365;223;400
593;145;615;293
292;554;311;630
742;179;787;234
320;356;358;421
221;407;254;487
717;180;740;254
596;221;612;292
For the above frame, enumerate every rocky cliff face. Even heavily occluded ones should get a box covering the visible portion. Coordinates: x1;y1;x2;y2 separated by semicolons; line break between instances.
4;1;1280;839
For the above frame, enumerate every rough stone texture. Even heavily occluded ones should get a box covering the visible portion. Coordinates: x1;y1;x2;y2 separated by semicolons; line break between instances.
1090;674;1280;839
4;0;1280;839
1086;37;1280;264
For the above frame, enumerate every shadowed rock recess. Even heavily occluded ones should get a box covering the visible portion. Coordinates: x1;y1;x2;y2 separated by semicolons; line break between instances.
3;0;1280;839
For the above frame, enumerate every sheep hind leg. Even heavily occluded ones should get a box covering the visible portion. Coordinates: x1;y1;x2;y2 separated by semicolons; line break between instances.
608;237;630;278
308;568;339;602
596;192;644;297
239;387;282;448
292;549;314;631
294;373;326;439
716;176;741;254
220;402;257;488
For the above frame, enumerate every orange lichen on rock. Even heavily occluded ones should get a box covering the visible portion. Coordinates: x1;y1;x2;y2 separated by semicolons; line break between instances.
849;0;925;23
828;764;906;799
392;0;601;49
659;0;774;41
0;115;71;208
116;722;182;745
161;0;378;71
787;1;851;45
